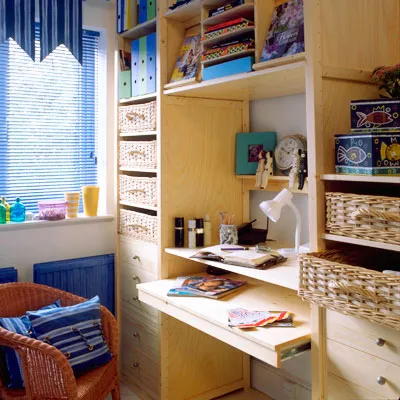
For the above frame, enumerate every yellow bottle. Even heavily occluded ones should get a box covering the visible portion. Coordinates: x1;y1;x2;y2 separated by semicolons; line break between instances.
1;197;10;222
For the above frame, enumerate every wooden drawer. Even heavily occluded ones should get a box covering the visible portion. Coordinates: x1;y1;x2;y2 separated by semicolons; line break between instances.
327;373;387;400
119;236;158;275
120;294;159;324
327;339;400;399
120;264;156;299
121;345;160;400
120;311;160;362
327;310;400;366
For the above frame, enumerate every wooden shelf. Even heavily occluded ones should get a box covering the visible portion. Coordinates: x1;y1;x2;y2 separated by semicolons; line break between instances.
165;248;300;291
164;61;306;101
119;93;157;104
322;233;400;252
238;175;308;194
202;3;255;26
119;200;158;212
138;272;311;368
119;167;157;173
216;388;272;400
120;130;157;137
164;0;226;22
202;50;255;67
253;53;306;71
321;174;400;184
120;18;157;41
202;26;255;48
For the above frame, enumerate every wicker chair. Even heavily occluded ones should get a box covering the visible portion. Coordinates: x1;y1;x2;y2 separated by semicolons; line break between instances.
0;283;120;400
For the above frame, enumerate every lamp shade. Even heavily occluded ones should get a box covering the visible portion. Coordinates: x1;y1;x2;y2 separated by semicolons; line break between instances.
259;189;294;222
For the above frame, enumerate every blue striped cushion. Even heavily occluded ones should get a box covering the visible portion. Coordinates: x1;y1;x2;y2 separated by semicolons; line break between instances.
27;296;112;377
0;300;61;389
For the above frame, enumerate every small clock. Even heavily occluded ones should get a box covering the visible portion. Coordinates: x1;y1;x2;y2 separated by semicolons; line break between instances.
274;135;307;174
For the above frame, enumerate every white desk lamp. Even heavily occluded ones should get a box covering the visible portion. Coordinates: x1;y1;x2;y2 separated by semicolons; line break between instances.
259;189;301;256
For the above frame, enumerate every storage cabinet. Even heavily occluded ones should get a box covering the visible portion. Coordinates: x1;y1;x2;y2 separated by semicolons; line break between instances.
115;0;400;399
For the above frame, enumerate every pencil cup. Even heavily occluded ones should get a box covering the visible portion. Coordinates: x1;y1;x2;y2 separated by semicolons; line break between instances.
82;186;99;217
64;192;80;218
219;224;238;245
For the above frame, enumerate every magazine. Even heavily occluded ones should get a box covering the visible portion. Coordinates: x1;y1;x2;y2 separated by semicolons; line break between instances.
228;309;294;329
167;276;247;299
260;0;304;62
190;245;287;269
170;33;201;83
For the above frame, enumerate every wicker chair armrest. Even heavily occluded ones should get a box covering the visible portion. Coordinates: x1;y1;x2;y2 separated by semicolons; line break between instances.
0;327;77;400
100;306;119;356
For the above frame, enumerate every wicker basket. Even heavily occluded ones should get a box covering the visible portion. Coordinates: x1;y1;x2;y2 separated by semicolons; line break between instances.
299;251;400;331
120;175;157;206
326;192;400;246
119;209;158;243
120;141;157;170
119;101;157;133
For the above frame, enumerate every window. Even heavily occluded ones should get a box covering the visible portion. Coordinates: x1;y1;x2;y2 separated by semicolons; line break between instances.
0;26;100;213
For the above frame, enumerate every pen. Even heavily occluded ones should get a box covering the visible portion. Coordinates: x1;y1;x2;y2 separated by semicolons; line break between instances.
221;247;249;251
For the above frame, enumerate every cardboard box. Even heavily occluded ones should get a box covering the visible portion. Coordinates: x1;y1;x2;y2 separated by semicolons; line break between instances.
203;56;254;81
119;70;132;99
335;133;400;175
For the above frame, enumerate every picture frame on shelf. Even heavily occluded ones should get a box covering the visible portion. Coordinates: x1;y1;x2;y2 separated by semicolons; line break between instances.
236;132;277;175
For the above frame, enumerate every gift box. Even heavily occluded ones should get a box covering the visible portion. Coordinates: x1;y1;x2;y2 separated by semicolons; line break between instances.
350;99;400;133
335;133;400;175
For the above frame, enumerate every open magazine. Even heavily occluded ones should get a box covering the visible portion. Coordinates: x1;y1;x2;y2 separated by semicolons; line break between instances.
228;309;294;329
190;245;287;269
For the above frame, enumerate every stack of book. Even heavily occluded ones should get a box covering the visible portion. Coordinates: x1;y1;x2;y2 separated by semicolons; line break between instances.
167;276;247;299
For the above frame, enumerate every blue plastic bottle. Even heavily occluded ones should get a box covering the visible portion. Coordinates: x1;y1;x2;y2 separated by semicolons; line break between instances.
10;198;26;222
0;202;6;224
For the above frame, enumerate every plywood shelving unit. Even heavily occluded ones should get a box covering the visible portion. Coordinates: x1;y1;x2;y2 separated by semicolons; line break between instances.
115;0;400;399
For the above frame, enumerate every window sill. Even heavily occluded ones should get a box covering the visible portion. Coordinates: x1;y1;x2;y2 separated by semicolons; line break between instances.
0;215;115;232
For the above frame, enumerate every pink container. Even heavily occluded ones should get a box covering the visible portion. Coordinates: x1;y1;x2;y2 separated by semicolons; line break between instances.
38;200;67;221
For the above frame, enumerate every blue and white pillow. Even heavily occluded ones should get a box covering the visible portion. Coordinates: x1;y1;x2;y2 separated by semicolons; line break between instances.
0;300;61;388
27;296;112;377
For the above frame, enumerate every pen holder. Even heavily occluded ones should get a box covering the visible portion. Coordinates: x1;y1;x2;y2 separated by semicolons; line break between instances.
219;224;238;245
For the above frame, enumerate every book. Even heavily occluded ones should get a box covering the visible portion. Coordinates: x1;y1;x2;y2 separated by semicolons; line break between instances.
170;33;201;83
228;309;294;329
201;39;255;63
202;19;254;42
190;245;287;269
208;0;245;18
167;276;247;299
260;0;305;62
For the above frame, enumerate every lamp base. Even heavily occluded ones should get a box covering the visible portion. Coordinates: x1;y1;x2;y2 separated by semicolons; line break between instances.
277;248;298;257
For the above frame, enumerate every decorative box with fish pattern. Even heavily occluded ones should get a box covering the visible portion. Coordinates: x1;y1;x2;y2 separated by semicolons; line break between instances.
335;133;400;175
350;99;400;133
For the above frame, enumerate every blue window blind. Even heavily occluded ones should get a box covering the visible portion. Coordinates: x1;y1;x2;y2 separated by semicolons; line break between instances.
0;27;100;213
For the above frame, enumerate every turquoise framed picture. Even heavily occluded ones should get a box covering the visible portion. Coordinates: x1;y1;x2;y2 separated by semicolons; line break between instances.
236;132;277;175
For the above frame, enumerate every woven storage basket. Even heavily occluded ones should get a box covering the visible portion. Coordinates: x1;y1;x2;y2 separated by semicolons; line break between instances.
120;175;157;206
120;141;157;170
119;209;158;243
119;101;156;133
326;192;400;246
299;251;400;331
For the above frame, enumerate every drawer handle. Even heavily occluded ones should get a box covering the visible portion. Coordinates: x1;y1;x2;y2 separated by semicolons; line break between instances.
132;275;140;282
126;111;145;121
127;224;149;232
127;189;146;194
376;338;386;347
133;255;141;262
132;296;139;301
328;281;383;304
351;208;400;223
133;332;140;339
128;150;145;157
133;362;140;368
377;376;386;386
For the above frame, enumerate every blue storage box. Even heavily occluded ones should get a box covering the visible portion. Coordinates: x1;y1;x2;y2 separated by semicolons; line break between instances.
203;56;254;81
350;99;400;133
335;133;400;175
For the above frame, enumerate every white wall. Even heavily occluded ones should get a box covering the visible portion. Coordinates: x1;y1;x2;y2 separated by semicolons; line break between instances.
0;0;117;282
249;94;311;399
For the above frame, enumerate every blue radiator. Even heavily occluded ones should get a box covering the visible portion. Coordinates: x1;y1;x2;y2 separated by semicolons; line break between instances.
34;254;115;314
0;267;18;283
